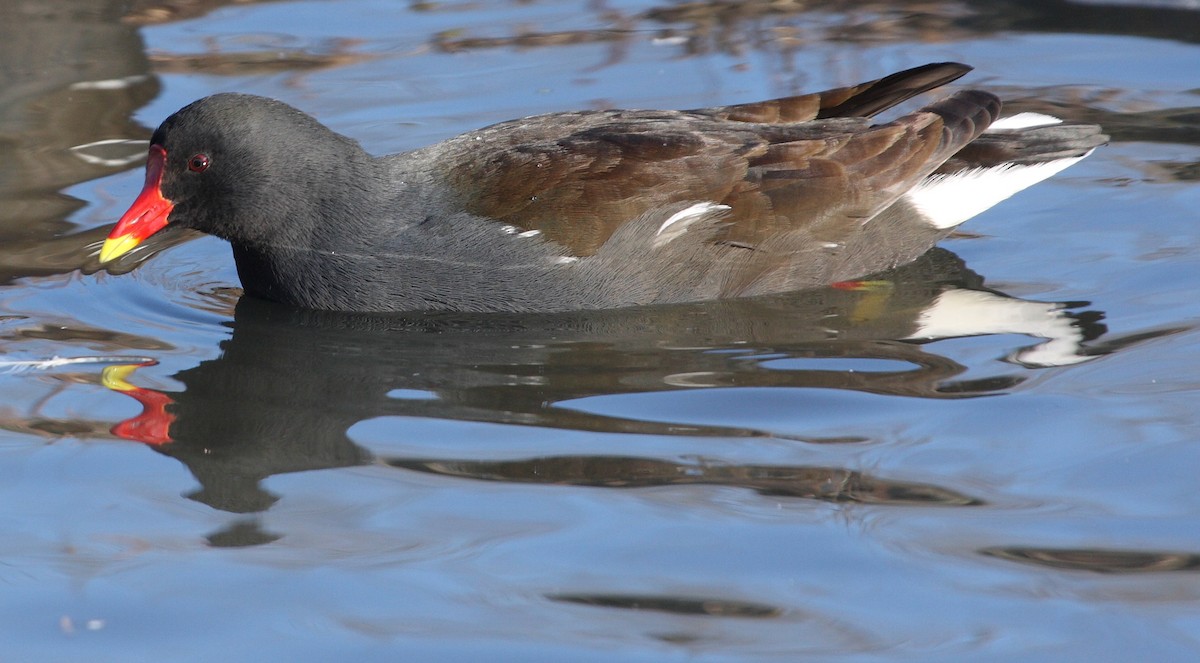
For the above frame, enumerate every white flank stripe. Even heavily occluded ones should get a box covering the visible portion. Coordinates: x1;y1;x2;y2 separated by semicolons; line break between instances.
654;202;729;247
907;289;1092;367
657;202;727;234
904;152;1089;230
985;113;1064;131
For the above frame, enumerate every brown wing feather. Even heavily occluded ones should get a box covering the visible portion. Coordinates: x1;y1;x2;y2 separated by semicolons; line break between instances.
436;65;996;256
694;61;972;123
440;115;760;254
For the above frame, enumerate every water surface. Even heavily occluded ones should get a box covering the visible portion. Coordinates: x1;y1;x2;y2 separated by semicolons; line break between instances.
3;0;1200;660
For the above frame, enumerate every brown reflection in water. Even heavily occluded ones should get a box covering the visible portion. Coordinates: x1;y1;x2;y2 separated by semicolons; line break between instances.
549;593;782;618
147;40;375;76
0;412;106;441
981;547;1200;574
386;455;984;506
124;0;289;25
433;0;972;59
434;28;634;54
0;1;158;282
0;323;172;351
427;0;1200;56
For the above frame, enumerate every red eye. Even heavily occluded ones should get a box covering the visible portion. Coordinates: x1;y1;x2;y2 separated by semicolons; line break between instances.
188;154;210;173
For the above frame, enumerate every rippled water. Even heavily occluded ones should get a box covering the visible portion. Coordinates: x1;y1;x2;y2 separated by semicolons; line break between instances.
3;0;1200;660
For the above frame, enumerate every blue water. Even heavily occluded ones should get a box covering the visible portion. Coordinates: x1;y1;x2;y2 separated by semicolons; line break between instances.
3;0;1200;660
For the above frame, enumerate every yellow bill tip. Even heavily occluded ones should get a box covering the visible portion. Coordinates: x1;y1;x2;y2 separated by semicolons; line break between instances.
99;234;140;263
101;364;142;392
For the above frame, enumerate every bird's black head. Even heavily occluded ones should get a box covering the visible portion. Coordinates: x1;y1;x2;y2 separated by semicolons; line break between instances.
101;93;372;262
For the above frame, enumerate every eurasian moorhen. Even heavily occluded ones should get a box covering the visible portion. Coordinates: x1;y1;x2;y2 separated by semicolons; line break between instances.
100;62;1104;312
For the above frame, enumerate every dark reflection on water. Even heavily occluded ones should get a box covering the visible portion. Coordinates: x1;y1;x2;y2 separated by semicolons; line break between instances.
963;0;1200;45
204;519;283;548
548;593;783;618
387;455;983;506
981;547;1200;574
75;248;1130;520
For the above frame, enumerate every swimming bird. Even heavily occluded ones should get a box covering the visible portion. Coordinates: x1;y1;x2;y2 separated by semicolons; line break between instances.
99;62;1105;313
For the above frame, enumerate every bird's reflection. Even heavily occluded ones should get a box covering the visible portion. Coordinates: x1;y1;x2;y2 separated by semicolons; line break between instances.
88;248;1120;525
